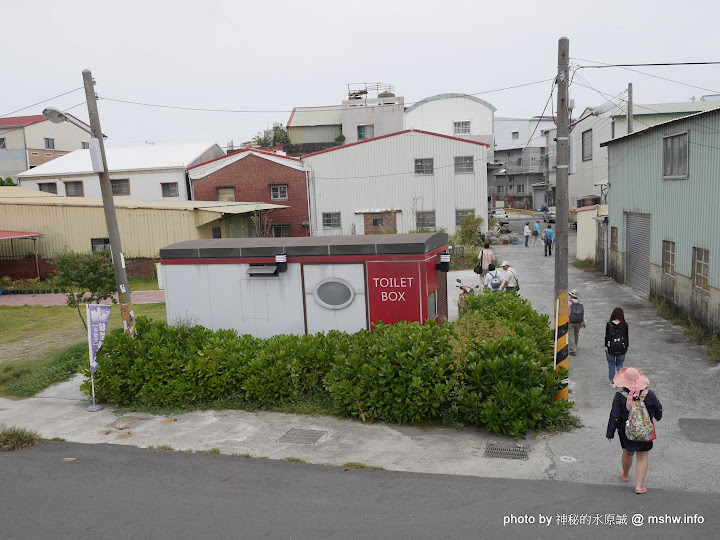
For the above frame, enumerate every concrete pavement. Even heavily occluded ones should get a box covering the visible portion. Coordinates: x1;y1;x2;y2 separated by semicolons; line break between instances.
0;290;165;306
1;230;719;494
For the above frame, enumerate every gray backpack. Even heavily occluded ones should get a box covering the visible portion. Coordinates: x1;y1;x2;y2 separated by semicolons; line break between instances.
569;300;584;323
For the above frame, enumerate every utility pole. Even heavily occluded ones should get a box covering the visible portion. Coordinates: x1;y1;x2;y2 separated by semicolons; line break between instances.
82;69;136;337
627;83;634;134
554;38;570;401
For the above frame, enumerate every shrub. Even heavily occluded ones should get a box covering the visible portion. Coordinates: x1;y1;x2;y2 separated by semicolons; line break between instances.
0;425;41;451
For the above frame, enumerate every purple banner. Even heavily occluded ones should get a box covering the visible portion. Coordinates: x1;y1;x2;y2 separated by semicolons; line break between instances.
87;304;112;376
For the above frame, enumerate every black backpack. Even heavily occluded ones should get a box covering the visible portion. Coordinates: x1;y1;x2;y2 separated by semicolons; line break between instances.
569;300;584;323
608;324;626;354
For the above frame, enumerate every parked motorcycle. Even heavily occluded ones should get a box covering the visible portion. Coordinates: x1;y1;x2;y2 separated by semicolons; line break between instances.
456;278;480;308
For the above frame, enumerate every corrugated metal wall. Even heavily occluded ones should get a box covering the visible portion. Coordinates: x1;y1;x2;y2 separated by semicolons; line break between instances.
288;126;342;145
0;202;211;258
607;110;720;289
24;120;91;151
304;131;488;236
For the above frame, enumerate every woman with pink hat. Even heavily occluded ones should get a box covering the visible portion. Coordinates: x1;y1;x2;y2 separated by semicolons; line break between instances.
606;367;663;494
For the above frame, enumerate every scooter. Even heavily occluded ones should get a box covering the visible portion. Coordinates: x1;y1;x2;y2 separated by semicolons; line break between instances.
456;278;480;308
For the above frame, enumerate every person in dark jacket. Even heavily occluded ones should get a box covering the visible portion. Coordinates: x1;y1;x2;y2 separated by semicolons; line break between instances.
606;367;662;494
605;307;629;387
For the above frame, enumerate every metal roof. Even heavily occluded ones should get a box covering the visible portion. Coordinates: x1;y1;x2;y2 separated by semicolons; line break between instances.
286;105;342;127
17;142;223;178
188;149;305;180
0;186;61;198
610;101;720;118
404;93;497;114
0;230;43;240
0;193;287;214
601;107;720;147
0;115;46;127
161;232;448;259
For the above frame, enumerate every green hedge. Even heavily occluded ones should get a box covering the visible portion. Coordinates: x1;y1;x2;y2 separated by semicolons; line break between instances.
84;291;573;438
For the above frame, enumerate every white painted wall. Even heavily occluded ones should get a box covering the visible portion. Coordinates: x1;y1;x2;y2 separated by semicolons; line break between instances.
494;117;555;150
164;262;307;338
304;130;488;236
19;168;190;201
404;96;494;138
24;119;91;151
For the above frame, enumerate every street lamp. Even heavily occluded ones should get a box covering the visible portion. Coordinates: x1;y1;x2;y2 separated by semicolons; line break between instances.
42;70;136;337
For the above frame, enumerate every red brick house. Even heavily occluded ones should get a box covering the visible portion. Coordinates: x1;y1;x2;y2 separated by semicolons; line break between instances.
188;150;309;237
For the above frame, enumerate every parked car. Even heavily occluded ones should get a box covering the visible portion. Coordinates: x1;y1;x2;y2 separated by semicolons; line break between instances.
543;206;556;223
491;209;509;225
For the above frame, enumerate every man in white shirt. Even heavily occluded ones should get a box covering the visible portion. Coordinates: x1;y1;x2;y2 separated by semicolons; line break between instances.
499;261;519;293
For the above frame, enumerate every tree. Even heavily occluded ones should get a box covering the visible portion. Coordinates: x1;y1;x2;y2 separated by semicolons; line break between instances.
456;213;485;246
252;125;290;147
0;177;17;186
51;250;117;330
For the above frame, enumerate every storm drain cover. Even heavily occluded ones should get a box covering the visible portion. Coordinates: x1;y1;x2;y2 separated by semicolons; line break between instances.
678;418;720;444
277;428;327;445
628;303;650;309
667;337;689;344
484;442;529;460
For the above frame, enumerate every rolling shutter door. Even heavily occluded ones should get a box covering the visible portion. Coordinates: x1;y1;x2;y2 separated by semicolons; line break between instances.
625;213;651;296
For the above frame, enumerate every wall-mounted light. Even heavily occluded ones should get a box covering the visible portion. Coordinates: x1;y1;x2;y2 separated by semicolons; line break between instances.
436;252;450;272
275;253;287;273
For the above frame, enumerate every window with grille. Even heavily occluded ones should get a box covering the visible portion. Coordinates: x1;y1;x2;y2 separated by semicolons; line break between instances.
662;240;675;276
415;158;434;175
217;187;235;202
582;130;592;161
597;222;605;249
693;247;709;291
372;218;383;227
516;158;522;166
454;156;473;173
453;121;470;135
110;179;130;196
416;211;436;229
212;227;222;239
91;238;110;252
611;227;618;252
272;224;290;237
270;185;288;200
663;133;688;177
161;183;179;197
322;212;341;228
517;185;525;193
38;183;57;194
357;125;374;140
512;132;519;140
65;181;83;197
45;138;55;150
498;185;504;194
455;210;473;227
82;141;90;149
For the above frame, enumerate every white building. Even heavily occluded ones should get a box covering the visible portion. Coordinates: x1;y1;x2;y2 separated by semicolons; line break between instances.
302;129;488;236
17;142;225;201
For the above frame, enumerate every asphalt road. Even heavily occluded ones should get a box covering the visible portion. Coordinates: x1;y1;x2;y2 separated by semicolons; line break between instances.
2;442;717;540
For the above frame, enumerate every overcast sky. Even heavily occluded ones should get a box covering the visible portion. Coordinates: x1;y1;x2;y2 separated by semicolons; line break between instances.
4;0;720;149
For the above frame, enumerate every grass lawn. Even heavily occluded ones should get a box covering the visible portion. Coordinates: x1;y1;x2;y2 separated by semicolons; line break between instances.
0;303;167;397
4;275;159;293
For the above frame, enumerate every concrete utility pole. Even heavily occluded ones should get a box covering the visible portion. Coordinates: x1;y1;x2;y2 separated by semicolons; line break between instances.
554;38;570;401
82;69;136;337
627;83;634;134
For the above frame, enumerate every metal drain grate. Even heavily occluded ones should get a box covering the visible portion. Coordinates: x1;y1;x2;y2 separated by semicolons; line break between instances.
277;428;326;445
627;303;650;309
484;442;529;460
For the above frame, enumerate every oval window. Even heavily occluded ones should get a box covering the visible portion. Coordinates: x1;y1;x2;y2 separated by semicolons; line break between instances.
314;278;354;309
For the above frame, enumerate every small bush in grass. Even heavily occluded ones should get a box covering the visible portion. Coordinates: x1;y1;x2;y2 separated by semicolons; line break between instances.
0;425;41;451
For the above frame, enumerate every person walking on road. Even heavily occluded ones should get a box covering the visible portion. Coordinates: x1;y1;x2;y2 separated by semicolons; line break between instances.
567;288;586;356
532;219;542;246
523;222;531;247
499;261;519;293
605;307;629;386
543;225;555;256
483;263;503;291
477;243;495;277
606;367;662;494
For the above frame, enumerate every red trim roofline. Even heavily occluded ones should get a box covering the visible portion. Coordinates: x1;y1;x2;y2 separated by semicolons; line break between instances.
287;108;297;127
301;129;489;158
188;148;300;171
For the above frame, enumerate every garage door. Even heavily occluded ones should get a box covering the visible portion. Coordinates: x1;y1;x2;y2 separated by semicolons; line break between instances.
625;213;652;296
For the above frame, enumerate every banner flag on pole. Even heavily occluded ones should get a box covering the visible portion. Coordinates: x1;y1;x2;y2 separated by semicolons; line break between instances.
87;304;112;376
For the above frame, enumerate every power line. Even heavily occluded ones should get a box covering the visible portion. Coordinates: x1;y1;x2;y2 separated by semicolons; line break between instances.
571;57;720;95
98;79;555;115
575;61;720;69
1;87;84;118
